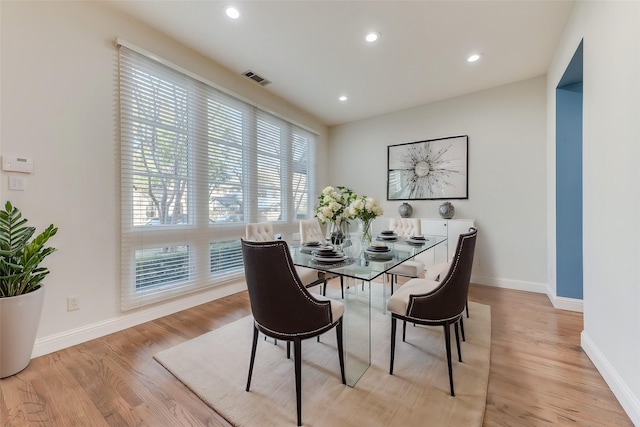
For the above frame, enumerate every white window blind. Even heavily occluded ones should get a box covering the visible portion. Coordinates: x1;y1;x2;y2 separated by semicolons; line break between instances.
119;43;316;310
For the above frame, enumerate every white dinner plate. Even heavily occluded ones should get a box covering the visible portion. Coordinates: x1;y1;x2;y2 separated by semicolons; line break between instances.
313;255;348;263
312;249;339;256
365;251;394;260
407;237;427;244
366;246;390;252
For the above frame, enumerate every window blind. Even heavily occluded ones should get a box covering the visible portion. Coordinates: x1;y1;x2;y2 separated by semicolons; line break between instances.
119;44;316;310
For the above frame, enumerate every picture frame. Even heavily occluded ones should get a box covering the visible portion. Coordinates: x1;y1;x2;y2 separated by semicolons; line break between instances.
387;135;468;200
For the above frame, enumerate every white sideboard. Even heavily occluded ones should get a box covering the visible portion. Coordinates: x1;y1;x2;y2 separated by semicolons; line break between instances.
404;218;476;269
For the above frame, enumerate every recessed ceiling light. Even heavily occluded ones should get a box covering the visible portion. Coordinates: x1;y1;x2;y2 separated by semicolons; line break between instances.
339;95;348;102
467;53;481;63
225;6;240;19
365;32;380;43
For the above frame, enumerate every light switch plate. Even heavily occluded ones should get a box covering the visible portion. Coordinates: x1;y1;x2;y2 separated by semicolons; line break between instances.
8;176;26;191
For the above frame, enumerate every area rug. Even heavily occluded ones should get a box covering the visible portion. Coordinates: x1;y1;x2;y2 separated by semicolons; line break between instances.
154;301;491;426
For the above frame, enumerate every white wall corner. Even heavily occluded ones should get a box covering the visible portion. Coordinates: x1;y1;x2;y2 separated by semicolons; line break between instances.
546;284;584;312
581;331;640;426
32;281;247;358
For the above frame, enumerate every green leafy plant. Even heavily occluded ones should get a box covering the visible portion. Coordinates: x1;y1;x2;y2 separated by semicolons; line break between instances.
0;202;58;297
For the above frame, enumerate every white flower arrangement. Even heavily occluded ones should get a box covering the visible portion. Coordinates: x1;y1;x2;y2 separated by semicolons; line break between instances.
315;186;357;224
315;186;383;224
346;195;384;223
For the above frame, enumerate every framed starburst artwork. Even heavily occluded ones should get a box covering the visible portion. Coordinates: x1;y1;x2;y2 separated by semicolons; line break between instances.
387;135;468;200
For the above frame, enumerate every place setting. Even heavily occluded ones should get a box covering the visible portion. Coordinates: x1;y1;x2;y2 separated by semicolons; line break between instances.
406;234;428;245
311;246;348;264
364;241;394;261
376;229;398;242
300;240;327;254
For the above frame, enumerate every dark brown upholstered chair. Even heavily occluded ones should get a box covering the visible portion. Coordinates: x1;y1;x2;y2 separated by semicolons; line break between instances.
241;239;346;426
386;228;477;396
424;258;471;341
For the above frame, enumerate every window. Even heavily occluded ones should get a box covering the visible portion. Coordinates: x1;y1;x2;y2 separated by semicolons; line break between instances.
119;42;316;310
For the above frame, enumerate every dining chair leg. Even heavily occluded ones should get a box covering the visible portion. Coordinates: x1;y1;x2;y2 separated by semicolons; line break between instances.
287;341;291;359
389;317;397;375
454;321;462;362
246;326;259;392
293;339;303;426
336;320;346;384
459;317;466;342
264;335;278;346
402;320;407;342
466;300;470;318
340;277;344;299
443;324;455;396
322;279;328;296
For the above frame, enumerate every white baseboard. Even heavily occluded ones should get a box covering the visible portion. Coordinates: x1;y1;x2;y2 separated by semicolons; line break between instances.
32;281;247;358
471;274;548;294
546;285;584;312
472;275;584;313
582;332;640;426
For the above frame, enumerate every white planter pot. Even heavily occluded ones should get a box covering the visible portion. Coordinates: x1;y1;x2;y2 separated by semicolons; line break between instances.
0;286;45;378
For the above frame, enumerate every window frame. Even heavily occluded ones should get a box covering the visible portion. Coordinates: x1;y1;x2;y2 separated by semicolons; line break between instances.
118;40;317;310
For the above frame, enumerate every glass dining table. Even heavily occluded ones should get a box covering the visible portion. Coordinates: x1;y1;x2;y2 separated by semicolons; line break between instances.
289;234;447;386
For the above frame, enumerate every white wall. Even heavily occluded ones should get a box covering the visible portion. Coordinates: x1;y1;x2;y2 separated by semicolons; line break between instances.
0;1;328;356
329;77;548;293
547;1;640;424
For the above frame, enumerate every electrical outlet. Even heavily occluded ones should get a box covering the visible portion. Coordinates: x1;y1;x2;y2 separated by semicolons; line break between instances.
67;296;80;311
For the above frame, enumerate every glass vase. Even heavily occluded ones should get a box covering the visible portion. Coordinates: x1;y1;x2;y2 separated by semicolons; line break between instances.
360;218;373;249
328;220;350;252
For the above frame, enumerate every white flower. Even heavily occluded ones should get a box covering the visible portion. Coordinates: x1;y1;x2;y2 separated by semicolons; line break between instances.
364;197;375;210
322;186;334;195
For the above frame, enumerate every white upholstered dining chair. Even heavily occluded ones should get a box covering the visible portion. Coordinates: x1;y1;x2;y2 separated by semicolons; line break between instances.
298;218;344;298
299;218;326;244
245;221;328;292
386;218;425;294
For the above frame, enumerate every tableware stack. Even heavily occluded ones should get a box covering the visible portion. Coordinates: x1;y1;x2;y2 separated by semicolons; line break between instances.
311;246;348;263
364;242;394;260
407;234;427;245
377;230;398;242
301;241;324;254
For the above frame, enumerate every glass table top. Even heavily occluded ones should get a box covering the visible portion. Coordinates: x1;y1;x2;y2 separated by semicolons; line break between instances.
289;234;447;386
290;234;447;282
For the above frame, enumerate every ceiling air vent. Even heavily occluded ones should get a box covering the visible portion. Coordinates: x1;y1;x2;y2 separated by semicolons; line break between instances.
242;70;271;86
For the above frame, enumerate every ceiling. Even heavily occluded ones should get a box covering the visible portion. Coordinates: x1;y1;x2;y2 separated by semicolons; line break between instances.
105;1;575;127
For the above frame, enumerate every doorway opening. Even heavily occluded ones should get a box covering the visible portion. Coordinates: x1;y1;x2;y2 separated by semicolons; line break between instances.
556;40;583;299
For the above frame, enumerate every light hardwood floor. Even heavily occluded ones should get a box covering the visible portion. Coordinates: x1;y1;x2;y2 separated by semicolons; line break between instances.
0;282;633;426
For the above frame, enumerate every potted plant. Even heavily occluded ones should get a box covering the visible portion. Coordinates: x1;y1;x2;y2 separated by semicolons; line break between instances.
0;201;58;378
